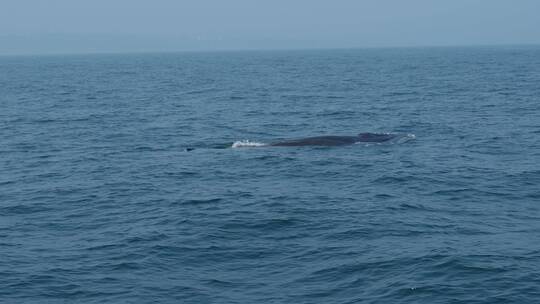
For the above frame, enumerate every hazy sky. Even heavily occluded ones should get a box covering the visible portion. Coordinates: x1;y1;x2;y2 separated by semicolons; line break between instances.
1;0;539;54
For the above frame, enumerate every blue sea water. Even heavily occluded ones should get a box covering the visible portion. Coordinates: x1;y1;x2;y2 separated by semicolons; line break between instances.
1;46;540;303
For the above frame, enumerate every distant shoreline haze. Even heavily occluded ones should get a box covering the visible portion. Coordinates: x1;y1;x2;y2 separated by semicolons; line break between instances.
1;34;540;56
1;1;539;55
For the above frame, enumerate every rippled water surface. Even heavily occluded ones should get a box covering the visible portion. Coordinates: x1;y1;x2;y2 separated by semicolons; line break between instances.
1;47;540;303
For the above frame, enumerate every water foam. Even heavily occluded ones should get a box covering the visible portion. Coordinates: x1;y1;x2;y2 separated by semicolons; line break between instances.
231;140;267;148
399;133;416;143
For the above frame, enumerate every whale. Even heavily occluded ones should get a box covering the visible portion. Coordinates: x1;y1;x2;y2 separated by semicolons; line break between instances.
268;133;397;147
185;132;406;151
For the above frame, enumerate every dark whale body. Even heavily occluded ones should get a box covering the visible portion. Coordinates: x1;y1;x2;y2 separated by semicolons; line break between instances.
269;133;396;147
185;133;401;151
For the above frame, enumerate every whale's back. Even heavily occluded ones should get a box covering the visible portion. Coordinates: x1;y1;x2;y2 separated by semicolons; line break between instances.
269;136;359;147
269;133;397;147
357;132;396;142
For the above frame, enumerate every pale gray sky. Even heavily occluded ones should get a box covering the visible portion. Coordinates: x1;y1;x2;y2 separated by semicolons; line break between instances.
1;0;539;55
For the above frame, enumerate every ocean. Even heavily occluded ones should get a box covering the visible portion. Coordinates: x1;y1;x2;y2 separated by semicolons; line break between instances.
1;46;540;303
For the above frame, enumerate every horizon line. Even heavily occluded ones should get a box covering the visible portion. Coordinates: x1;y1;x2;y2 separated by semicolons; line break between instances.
1;43;539;58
